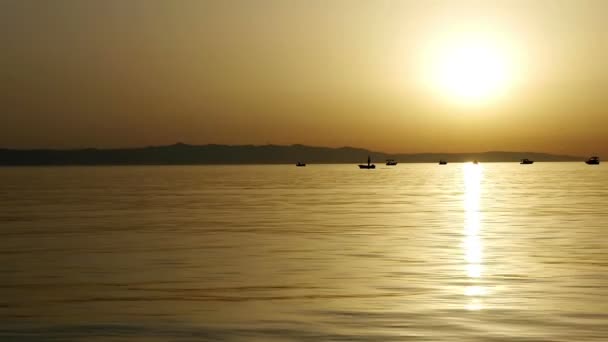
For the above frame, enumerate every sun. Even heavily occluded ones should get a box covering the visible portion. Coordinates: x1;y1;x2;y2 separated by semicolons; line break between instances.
423;35;515;104
437;44;509;101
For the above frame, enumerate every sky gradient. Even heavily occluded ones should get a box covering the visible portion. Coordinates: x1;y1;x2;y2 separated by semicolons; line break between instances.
1;0;607;155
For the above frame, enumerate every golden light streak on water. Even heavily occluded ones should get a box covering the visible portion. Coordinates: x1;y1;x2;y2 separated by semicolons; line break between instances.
463;163;484;310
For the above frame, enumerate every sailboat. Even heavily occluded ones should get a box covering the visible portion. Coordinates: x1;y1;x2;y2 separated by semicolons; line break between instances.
359;156;376;169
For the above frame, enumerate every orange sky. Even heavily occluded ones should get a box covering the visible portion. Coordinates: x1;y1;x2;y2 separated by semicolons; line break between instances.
1;0;607;155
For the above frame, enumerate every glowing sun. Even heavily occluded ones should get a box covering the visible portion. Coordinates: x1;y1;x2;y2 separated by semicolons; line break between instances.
425;36;516;104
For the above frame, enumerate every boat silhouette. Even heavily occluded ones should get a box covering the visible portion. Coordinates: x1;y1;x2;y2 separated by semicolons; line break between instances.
473;160;479;165
385;159;398;166
520;158;534;164
585;156;600;165
296;162;306;167
439;160;447;165
359;156;376;169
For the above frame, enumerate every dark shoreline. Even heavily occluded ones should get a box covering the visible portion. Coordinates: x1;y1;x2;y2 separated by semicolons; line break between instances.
0;143;584;166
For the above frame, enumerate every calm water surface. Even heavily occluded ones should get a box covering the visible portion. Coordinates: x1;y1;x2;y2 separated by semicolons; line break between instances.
1;164;607;341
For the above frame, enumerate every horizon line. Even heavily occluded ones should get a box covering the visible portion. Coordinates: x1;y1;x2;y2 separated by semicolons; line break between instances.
0;142;588;159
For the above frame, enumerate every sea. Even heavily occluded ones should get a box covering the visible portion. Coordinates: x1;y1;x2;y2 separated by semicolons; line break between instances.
1;163;607;341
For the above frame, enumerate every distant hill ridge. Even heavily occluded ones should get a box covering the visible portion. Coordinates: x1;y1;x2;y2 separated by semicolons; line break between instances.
0;143;583;165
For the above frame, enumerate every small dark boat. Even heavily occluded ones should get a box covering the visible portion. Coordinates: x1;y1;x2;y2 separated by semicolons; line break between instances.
386;159;398;166
585;156;600;165
473;160;479;165
359;156;376;169
296;162;306;167
439;160;447;165
520;159;534;165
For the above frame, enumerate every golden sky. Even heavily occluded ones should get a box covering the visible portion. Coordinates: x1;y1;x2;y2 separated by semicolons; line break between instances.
1;0;607;155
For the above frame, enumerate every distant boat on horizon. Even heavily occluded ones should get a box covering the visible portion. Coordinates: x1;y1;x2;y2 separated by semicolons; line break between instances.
359;156;376;169
585;156;600;165
439;160;447;165
473;160;479;165
520;158;534;165
386;159;398;166
296;162;306;167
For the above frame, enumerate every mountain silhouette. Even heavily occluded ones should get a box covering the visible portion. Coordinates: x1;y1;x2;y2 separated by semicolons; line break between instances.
0;143;583;165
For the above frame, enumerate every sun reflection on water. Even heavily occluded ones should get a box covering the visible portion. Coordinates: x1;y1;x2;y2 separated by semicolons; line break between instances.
463;163;484;310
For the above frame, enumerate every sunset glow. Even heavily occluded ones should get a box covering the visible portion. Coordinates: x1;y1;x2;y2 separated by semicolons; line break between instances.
437;43;510;102
424;34;516;105
1;0;607;155
2;1;608;340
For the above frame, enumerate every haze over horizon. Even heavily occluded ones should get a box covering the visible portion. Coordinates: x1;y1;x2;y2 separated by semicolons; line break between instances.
2;0;607;156
0;141;587;159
